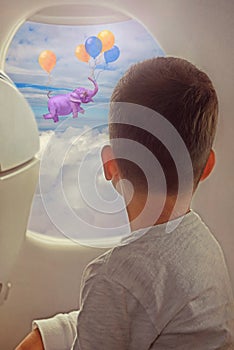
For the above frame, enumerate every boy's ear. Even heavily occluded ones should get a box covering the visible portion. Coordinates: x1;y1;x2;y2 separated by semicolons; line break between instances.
200;149;216;181
101;145;120;181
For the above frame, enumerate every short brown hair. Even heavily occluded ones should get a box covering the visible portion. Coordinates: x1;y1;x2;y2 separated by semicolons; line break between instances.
109;57;218;195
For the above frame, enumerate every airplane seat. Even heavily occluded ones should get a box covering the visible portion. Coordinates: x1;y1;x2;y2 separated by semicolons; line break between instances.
0;73;39;305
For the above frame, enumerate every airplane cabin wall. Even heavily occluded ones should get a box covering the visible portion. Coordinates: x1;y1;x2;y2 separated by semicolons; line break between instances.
0;1;233;349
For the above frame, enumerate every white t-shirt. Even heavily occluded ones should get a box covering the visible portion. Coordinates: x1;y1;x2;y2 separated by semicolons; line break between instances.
34;211;234;349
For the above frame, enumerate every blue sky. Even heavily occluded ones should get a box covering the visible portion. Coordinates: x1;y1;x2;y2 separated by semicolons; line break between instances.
5;19;164;131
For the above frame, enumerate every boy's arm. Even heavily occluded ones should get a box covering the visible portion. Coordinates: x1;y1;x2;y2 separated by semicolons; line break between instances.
15;328;44;350
15;311;79;350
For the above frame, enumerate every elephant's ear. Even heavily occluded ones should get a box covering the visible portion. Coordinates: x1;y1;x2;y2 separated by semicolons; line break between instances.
70;93;81;103
70;96;81;103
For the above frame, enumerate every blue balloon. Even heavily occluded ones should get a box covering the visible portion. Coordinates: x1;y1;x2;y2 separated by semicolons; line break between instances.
104;45;120;64
85;36;102;59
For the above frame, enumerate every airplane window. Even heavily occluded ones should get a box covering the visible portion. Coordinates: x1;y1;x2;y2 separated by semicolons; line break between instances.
5;18;165;247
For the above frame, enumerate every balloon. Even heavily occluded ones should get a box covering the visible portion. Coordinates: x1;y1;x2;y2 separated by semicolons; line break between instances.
75;44;90;63
85;36;102;59
97;30;115;52
38;50;56;73
104;45;120;64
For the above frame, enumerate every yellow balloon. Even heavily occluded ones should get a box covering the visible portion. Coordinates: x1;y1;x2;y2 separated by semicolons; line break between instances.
97;30;115;52
38;50;56;73
75;44;90;63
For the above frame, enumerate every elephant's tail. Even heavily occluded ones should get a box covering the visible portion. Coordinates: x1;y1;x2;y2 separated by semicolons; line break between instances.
47;90;53;99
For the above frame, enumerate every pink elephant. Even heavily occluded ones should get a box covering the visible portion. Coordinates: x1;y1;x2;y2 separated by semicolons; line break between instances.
43;77;98;122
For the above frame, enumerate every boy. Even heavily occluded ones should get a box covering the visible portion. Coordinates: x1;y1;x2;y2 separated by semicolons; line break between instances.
16;57;234;349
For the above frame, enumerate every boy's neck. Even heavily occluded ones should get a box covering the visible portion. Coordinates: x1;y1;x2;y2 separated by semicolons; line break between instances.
125;191;191;232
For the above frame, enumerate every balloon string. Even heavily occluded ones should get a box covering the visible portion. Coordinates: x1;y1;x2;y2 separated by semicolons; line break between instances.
89;59;95;80
90;67;95;80
48;73;52;86
88;58;108;82
45;73;52;96
95;67;106;82
94;62;108;82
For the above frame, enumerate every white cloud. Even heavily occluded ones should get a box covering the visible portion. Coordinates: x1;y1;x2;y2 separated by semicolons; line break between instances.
4;63;43;76
29;126;130;247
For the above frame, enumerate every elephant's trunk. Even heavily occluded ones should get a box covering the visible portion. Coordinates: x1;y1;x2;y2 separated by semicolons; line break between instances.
88;77;98;97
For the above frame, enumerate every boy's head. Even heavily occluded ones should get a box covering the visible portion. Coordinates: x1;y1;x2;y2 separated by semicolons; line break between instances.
103;57;218;197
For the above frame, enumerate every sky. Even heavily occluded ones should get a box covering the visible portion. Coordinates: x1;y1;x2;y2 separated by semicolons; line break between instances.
5;19;165;245
5;18;164;131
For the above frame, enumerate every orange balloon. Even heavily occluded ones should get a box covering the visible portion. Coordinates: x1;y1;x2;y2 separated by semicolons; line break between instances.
75;44;90;63
97;30;115;52
38;50;56;73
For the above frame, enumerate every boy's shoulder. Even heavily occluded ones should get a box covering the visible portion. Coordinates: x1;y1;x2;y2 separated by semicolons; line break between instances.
87;210;215;260
82;210;225;290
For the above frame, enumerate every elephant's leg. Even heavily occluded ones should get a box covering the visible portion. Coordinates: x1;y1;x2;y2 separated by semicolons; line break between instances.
71;102;79;118
43;113;59;123
78;106;85;114
44;107;59;122
45;104;59;122
43;113;53;119
44;113;59;122
53;114;59;123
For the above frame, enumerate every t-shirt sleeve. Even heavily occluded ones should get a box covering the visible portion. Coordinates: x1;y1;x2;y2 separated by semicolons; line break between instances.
73;267;158;350
33;310;78;350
